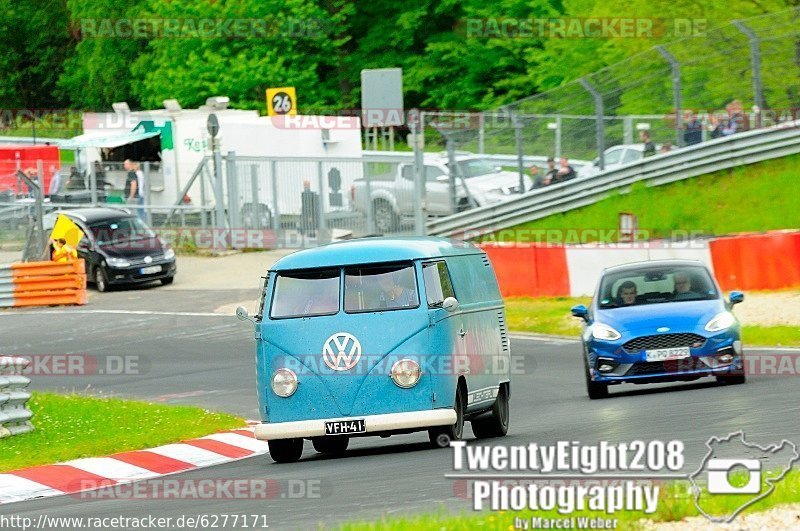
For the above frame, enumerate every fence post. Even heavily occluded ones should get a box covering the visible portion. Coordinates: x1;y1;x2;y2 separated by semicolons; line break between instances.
143;162;152;224
411;110;426;236
225;152;239;231
510;111;526;195
733;20;765;129
316;160;325;236
363;160;375;233
478;113;486;154
446;137;458;214
89;161;98;205
579;77;605;170
554;115;562;160
213;147;226;231
270;159;281;246
623;116;634;145
656;45;683;147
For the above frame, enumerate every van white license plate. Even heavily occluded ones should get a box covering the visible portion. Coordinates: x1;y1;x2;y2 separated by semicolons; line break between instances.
646;346;691;362
140;265;162;275
324;419;366;435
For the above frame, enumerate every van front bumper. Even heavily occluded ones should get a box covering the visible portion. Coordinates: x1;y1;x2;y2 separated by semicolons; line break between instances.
254;409;457;441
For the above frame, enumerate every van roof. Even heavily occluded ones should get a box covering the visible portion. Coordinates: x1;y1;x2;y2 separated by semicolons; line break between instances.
271;237;483;271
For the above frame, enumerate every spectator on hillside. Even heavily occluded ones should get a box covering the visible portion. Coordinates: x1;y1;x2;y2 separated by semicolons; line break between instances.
530;165;549;189
709;113;725;139
554;157;576;183
545;157;559;183
640;130;656;157
683;111;703;146
722;100;749;136
659;142;673;154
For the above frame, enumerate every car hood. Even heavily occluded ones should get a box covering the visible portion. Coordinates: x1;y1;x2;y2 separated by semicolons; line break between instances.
595;299;727;335
464;171;526;193
100;237;164;259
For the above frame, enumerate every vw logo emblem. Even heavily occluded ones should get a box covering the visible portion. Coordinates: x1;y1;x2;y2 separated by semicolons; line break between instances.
144;256;153;264
657;326;670;333
322;333;362;371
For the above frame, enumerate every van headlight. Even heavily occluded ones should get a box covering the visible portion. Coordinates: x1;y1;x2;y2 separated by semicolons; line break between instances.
390;359;421;388
106;257;130;268
705;312;736;332
271;368;298;397
592;323;622;341
163;247;175;260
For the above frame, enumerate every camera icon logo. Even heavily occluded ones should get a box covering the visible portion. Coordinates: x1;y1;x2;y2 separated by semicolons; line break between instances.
706;458;761;494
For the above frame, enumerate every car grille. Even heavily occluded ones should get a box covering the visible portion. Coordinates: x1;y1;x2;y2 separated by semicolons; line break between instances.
626;358;705;376
128;254;164;266
623;333;706;353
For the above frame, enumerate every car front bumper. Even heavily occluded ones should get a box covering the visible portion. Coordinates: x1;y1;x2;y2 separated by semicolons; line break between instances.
106;260;177;285
254;409;457;441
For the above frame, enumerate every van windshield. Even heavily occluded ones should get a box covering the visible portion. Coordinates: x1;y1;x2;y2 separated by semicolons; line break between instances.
270;269;340;318
344;263;419;313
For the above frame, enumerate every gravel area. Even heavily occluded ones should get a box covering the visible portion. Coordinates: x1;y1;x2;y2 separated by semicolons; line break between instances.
646;503;800;530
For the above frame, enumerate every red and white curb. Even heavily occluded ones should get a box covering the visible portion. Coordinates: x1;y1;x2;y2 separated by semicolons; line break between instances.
0;422;268;505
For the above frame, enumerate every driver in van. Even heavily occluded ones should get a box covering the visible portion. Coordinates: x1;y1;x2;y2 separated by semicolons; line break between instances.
377;271;418;309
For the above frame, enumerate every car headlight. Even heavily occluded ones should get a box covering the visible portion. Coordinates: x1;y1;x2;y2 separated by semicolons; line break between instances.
390;359;421;388
163;247;175;260
705;311;736;332
592;323;622;341
106;257;130;268
271;368;298;397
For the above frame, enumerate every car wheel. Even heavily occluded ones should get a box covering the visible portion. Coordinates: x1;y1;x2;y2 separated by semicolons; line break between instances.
584;357;608;399
429;383;466;448
471;384;509;439
94;266;109;293
716;371;746;385
312;436;349;455
268;438;304;463
160;276;174;286
373;200;398;233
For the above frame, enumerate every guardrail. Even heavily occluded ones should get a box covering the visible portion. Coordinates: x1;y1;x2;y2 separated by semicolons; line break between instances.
427;122;800;237
0;259;87;308
0;357;33;438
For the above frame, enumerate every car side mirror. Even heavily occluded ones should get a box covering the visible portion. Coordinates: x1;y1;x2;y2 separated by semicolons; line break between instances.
729;291;744;306
236;305;255;323
442;297;459;312
571;304;589;321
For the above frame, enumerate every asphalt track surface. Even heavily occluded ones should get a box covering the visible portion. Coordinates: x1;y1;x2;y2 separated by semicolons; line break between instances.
2;287;799;529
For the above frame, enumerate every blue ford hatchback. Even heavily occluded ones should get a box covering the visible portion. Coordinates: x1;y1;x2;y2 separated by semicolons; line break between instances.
571;259;745;399
238;237;511;463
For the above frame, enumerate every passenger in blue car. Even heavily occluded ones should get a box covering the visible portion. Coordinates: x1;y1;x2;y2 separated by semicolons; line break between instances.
616;281;638;306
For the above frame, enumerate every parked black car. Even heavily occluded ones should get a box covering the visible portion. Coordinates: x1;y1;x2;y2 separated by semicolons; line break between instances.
43;207;176;292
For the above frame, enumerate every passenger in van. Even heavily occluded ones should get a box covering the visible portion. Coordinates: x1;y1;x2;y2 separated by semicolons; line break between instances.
376;271;418;309
616;281;638;306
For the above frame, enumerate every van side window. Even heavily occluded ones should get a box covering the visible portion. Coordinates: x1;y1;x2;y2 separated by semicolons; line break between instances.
422;261;455;307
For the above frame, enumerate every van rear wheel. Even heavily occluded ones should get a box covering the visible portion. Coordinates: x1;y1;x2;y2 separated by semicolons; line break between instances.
312;436;349;455
471;385;509;439
268;438;303;463
428;384;465;448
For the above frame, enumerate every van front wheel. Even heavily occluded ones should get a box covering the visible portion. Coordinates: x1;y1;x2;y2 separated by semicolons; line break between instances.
268;438;303;463
428;385;465;448
471;385;509;439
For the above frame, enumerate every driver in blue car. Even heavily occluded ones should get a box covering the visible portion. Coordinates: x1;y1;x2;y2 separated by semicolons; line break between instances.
616;281;638;306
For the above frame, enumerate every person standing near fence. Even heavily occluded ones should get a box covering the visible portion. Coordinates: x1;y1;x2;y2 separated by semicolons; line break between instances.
123;159;140;214
134;161;146;220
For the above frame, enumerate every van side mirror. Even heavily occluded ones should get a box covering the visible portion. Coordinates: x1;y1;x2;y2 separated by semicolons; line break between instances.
571;304;589;321
442;297;459;312
236;306;255;323
729;291;744;306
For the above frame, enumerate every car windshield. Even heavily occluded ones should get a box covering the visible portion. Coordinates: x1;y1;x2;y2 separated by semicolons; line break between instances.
89;217;156;245
597;265;719;308
270;269;340;318
456;159;497;179
344;263;419;312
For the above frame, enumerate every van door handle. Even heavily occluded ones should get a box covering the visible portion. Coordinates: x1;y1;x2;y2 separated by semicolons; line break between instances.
458;327;466;338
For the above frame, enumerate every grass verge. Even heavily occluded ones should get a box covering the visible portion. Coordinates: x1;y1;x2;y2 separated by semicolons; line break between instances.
504;296;800;347
0;392;244;472
339;468;800;530
503;154;800;241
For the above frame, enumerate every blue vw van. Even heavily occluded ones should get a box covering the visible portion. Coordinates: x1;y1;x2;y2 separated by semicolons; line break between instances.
237;237;511;463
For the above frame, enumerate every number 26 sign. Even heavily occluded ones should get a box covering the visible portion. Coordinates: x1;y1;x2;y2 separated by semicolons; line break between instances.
266;87;297;116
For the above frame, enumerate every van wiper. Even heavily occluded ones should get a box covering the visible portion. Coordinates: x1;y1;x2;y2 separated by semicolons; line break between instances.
429;300;444;308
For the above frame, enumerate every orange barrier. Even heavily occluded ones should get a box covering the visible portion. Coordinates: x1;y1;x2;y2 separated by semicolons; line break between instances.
0;259;87;308
481;244;570;297
710;231;800;291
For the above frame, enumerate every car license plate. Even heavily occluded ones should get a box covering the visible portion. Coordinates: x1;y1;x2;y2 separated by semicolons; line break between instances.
140;265;162;275
646;346;691;362
324;419;366;436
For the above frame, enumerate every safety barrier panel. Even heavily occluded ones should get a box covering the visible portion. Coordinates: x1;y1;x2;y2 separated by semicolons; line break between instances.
0;357;33;438
481;244;570;297
709;230;800;291
0;259;87;308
